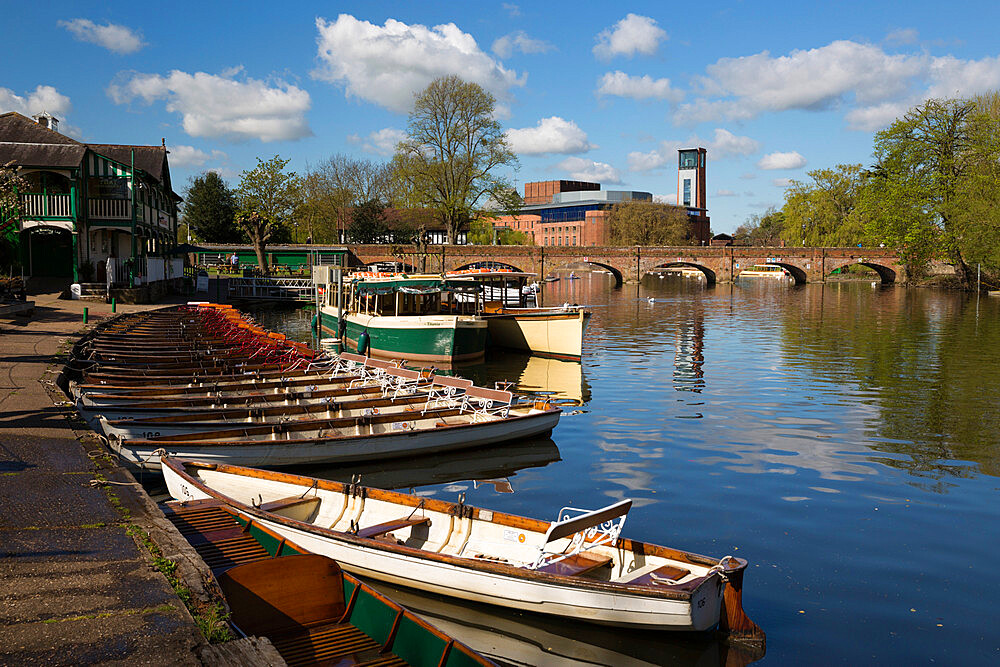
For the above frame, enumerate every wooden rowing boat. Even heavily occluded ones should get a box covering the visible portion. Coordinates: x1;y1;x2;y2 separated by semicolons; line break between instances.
162;457;765;641
161;500;493;666
108;388;560;470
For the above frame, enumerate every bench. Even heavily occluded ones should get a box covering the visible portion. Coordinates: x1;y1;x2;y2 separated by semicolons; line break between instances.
461;385;513;419
356;516;431;539
536;552;613;577
383;366;429;399
626;564;692;586
422;375;474;413
529;499;632;572
258;495;321;513
349;358;394;389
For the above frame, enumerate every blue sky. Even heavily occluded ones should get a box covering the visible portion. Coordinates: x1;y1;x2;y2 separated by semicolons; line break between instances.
3;1;1000;233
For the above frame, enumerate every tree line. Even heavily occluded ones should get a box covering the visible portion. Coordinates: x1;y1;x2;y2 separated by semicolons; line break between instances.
734;92;1000;290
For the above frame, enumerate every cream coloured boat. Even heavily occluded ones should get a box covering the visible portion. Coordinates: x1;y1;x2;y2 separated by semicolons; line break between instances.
162;456;764;640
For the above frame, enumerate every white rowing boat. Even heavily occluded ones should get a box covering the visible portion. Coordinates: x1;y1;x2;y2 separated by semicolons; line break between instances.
111;387;560;470
161;457;764;641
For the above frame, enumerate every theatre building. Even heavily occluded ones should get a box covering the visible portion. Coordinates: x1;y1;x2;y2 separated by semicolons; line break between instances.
495;148;711;246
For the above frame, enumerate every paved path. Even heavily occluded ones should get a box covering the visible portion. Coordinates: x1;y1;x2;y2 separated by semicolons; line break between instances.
0;291;218;665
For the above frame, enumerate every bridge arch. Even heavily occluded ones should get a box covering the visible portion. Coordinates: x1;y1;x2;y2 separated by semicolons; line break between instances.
363;259;419;273
734;262;808;285
648;262;717;285
825;259;897;284
545;260;624;287
452;260;528;273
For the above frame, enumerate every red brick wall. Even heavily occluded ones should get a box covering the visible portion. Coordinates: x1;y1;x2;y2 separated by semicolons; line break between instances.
523;180;600;205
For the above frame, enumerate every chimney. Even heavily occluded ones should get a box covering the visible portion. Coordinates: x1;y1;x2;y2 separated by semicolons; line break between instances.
32;111;59;132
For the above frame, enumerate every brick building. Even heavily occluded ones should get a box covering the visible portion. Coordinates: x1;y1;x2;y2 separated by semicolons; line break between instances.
497;180;652;247
496;148;712;247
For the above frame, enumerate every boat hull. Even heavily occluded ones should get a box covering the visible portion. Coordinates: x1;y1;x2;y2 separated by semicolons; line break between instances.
162;464;724;632
484;309;589;359
112;409;560;470
320;307;488;362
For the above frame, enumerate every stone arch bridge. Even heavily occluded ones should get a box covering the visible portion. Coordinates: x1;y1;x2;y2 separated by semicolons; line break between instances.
346;244;943;285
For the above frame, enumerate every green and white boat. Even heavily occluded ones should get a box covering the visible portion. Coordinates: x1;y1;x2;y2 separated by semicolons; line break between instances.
317;272;488;364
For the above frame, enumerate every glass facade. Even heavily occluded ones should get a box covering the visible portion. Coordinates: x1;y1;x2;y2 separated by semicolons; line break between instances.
683;179;692;206
679;150;699;168
538;204;603;223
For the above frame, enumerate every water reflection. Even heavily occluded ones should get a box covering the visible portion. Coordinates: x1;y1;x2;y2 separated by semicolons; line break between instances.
300;438;561;491
464;352;591;406
365;580;761;667
253;272;1000;664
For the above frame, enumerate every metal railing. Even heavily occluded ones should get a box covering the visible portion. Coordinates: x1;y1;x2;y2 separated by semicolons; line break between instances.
228;277;316;301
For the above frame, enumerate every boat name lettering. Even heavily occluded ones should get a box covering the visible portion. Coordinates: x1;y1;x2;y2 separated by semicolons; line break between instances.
503;528;523;543
178;483;192;499
142;431;161;438
479;510;493;521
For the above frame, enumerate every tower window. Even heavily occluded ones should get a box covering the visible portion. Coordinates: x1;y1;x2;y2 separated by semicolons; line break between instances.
683;179;692;206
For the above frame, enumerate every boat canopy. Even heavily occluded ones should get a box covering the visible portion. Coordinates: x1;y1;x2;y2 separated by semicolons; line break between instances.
354;277;478;296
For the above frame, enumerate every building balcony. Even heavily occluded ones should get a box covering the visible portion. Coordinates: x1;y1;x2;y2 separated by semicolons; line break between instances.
20;193;72;219
89;198;130;220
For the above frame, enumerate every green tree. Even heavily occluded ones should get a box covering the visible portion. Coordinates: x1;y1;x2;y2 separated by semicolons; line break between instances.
858;97;977;284
394;76;518;244
347;199;389;244
300;155;397;244
608;201;691;246
781;164;866;246
181;171;241;243
734;207;786;246
0;161;27;272
950;92;1000;286
235;156;302;272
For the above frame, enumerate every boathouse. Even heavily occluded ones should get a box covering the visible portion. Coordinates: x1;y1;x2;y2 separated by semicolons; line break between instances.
0;111;181;287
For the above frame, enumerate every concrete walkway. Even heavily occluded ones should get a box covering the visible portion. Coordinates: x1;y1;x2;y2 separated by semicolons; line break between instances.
0;288;278;665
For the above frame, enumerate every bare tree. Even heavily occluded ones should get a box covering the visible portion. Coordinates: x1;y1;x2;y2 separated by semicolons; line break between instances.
394;76;518;243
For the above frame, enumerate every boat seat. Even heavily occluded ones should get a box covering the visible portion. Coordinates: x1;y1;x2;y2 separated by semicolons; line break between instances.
258;495;321;513
536;552;612;577
626;564;692;587
356;516;431;539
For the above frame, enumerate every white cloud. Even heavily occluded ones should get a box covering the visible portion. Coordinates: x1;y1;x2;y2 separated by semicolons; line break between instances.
502;3;521;17
59;19;145;54
108;68;311;142
740;172;757;180
593;14;666;60
653;193;678;204
627;128;759;172
313;15;524;114
346;127;407;156
772;178;794;187
596;71;683;102
709;128;760;158
557;157;622;184
168;145;227;168
0;85;72;118
506;117;594;155
758;151;806;170
673;39;1000;131
627;149;669;171
716;189;738;197
492;31;554;58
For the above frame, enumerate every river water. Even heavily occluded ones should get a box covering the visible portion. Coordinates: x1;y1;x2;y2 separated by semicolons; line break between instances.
247;272;1000;665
